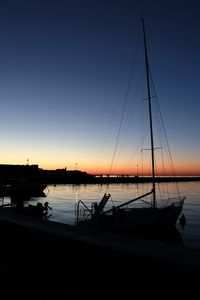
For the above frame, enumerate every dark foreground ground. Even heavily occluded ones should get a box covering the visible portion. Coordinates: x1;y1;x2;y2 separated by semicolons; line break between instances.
0;220;199;300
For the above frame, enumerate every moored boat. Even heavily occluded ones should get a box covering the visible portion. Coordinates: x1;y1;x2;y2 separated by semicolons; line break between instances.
75;19;185;234
0;179;47;197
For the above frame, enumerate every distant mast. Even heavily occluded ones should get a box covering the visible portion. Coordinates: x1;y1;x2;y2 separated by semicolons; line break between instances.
141;18;156;208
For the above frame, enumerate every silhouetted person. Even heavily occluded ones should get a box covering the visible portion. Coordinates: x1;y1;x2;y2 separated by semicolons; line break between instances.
36;202;45;216
43;201;52;216
93;202;99;212
27;202;52;217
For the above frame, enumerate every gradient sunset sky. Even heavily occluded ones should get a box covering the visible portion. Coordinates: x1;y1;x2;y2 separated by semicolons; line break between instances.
0;0;199;175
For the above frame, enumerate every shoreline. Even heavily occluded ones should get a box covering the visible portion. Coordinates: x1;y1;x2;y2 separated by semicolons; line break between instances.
0;163;199;185
24;175;200;185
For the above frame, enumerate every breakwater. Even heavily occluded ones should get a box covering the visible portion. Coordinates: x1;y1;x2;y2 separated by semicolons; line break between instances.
33;174;200;184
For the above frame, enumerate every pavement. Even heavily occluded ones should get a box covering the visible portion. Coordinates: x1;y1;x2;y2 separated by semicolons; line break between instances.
0;208;199;299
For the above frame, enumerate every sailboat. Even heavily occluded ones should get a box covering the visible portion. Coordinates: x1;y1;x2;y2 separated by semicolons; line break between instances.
76;19;185;233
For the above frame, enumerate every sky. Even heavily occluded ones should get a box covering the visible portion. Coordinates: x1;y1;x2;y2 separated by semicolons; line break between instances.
0;0;199;175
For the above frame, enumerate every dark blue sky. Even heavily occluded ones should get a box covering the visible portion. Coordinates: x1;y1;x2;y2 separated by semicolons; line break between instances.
0;0;199;174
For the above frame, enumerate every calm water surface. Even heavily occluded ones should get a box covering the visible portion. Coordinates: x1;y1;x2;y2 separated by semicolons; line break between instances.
31;181;200;249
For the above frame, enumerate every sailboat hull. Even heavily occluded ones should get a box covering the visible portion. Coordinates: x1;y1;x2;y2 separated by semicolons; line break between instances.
90;198;185;233
111;198;185;231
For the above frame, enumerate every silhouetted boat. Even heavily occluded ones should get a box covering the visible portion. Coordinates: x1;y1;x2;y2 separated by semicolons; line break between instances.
0;178;47;197
76;19;185;234
14;201;52;218
0;200;52;218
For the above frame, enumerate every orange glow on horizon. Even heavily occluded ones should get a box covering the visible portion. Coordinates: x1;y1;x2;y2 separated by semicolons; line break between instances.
0;160;199;177
36;156;200;176
83;166;200;177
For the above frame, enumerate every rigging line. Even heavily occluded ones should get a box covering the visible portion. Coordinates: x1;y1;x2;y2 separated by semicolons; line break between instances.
114;62;148;167
149;71;181;198
153;93;171;181
108;27;141;175
141;147;144;177
152;74;175;176
114;80;148;172
154;96;172;177
160;148;170;200
114;118;141;172
95;89;128;175
151;85;171;170
154;159;167;203
122;128;148;172
121;85;150;172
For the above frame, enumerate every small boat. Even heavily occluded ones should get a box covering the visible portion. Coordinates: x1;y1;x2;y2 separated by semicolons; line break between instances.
4;201;53;218
75;19;185;234
22;201;52;218
0;178;47;197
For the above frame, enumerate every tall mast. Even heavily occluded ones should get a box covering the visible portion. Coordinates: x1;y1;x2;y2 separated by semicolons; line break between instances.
141;18;156;208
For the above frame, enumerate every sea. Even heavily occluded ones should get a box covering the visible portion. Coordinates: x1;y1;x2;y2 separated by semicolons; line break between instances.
13;181;200;249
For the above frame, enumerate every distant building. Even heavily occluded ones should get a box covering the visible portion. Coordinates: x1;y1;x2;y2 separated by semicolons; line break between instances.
0;164;40;181
0;164;94;184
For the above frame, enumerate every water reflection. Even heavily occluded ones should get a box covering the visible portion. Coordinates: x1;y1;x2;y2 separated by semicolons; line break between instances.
45;182;200;249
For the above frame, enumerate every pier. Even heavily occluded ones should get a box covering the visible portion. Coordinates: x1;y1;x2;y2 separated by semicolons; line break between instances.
0;209;199;299
93;174;200;184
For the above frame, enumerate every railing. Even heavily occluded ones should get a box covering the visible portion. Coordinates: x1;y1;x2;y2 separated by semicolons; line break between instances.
75;194;111;224
75;200;93;224
165;197;186;207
